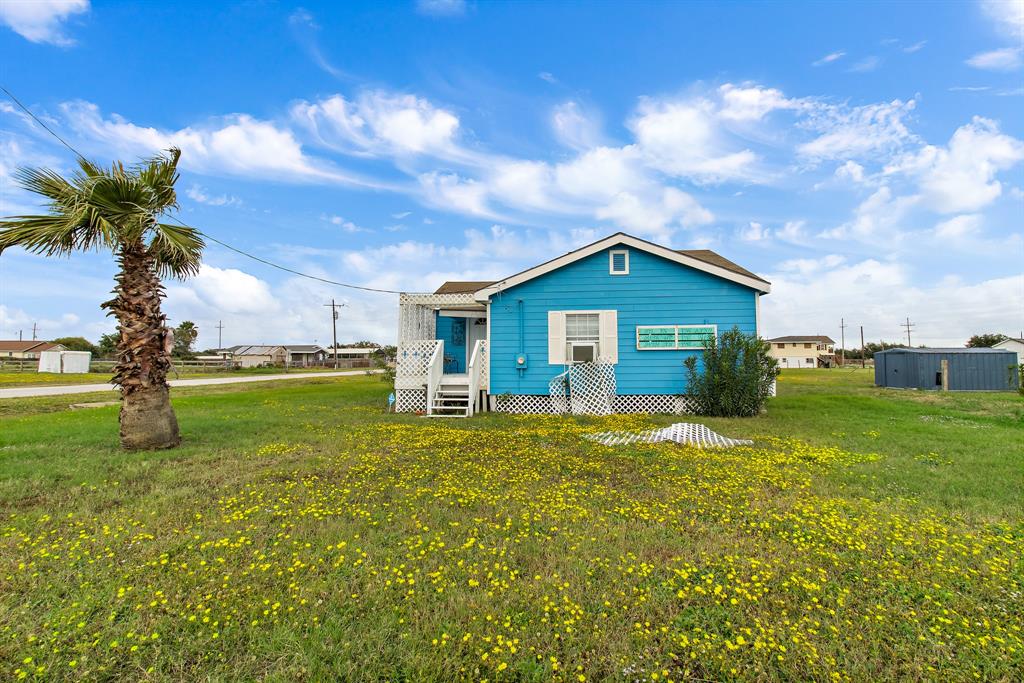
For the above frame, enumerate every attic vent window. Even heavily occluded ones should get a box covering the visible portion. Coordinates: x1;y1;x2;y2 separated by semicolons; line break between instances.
609;249;629;275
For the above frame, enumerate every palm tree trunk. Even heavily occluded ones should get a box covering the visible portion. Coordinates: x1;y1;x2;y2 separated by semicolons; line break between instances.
103;241;180;450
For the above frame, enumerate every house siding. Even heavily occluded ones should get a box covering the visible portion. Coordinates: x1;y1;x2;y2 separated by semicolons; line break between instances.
488;247;758;395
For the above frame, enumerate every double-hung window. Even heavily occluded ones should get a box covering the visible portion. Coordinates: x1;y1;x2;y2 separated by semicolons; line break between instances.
565;313;600;363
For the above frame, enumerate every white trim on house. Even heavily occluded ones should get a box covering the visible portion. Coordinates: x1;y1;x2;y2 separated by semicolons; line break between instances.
609;249;629;275
474;233;771;301
547;309;618;365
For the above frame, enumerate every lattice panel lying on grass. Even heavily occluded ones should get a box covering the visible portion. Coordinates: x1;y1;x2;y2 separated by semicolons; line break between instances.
584;422;753;448
493;394;696;415
395;389;426;413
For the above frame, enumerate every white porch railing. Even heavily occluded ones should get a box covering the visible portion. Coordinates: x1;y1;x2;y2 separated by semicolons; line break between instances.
467;339;487;416
425;341;444;415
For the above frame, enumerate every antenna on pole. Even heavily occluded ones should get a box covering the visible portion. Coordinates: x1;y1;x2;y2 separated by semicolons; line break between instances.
324;300;348;368
31;322;38;341
839;318;848;366
900;317;915;347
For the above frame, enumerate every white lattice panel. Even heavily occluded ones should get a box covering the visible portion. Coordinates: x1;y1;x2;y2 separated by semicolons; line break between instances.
613;394;696;414
395;339;441;390
493;394;555;414
478;341;489;390
395;389;426;413
568;362;616;415
584;422;752;448
494;394;695;415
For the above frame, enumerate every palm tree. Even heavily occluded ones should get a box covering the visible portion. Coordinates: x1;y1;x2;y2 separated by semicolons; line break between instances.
0;149;204;449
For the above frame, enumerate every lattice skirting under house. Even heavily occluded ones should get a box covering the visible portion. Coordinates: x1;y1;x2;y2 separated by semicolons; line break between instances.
487;394;697;415
395;389;427;413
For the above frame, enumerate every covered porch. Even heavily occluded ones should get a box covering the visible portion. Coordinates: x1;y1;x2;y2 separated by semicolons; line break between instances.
395;292;488;416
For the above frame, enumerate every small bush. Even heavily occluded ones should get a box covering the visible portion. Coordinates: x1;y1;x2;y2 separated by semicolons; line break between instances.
683;326;779;417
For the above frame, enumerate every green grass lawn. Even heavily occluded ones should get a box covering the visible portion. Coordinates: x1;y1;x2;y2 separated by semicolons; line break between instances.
0;371;1021;680
0;366;363;387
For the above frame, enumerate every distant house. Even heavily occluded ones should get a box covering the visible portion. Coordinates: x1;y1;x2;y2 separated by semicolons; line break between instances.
767;336;836;368
993;337;1024;366
231;345;287;367
394;232;770;416
324;346;376;368
0;340;67;360
285;345;327;366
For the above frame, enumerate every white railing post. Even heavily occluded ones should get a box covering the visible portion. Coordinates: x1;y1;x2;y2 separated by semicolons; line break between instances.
425;340;444;415
467;339;486;416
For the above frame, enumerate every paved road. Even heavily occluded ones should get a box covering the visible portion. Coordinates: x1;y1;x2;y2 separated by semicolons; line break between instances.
0;370;377;399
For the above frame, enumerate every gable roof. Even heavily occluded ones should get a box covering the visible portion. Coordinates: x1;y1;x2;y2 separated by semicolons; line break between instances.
768;335;836;344
467;233;770;302
284;345;326;354
233;345;286;355
0;341;61;353
434;281;495;295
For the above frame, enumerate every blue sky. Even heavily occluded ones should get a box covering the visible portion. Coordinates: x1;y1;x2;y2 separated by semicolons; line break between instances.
1;0;1022;349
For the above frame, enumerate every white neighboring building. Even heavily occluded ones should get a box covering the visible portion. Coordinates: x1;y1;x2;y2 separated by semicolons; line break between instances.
994;337;1024;365
767;335;836;368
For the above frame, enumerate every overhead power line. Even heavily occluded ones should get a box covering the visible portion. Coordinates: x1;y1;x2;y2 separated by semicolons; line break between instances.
0;84;402;295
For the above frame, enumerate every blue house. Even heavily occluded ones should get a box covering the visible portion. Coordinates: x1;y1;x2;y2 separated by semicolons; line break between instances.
394;233;771;416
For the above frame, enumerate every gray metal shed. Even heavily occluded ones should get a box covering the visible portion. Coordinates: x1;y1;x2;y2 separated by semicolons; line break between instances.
874;348;1020;391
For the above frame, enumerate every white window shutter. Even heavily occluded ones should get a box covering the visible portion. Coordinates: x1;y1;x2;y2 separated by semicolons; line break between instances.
598;310;618;364
548;311;566;365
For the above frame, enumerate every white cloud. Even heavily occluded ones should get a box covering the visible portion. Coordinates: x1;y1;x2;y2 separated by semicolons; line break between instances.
966;47;1023;71
886;116;1024;213
848;55;883;73
62;101;370;186
322;215;369;233
820;186;919;240
594;187;713;239
416;0;467;17
934;214;983;239
167;264;279;316
740;221;769;242
293;91;461;157
717;83;795;121
629;97;759;182
812;51;846;66
763;257;1024;346
0;0;88;46
551;101;602;150
903;40;927;53
835;160;867;183
980;0;1024;39
538;71;558;84
798;98;917;161
392;211;412;219
417;171;495;218
186;184;241;207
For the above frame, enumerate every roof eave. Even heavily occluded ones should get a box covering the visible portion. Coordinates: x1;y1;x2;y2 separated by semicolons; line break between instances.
474;232;770;301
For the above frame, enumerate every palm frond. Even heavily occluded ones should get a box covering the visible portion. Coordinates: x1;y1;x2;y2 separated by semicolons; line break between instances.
0;215;86;257
135;148;181;213
148;222;204;278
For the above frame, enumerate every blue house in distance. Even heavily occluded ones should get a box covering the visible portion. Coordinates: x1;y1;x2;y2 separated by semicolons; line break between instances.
394;233;771;416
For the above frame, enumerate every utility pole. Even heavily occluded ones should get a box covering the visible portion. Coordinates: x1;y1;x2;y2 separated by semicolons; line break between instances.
31;322;38;341
839;318;847;366
216;320;224;349
860;326;866;369
900;317;915;347
323;300;347;369
18;330;22;341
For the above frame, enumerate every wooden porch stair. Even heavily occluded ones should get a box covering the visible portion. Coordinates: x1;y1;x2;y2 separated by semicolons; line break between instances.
427;374;472;417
